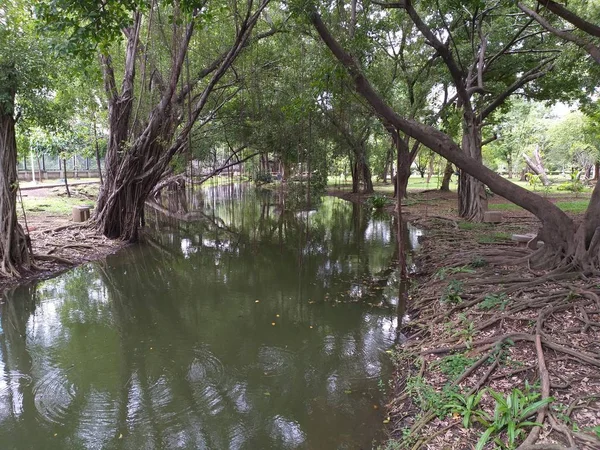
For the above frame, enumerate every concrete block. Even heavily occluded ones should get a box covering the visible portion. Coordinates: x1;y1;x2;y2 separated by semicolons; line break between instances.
72;206;91;222
483;211;503;223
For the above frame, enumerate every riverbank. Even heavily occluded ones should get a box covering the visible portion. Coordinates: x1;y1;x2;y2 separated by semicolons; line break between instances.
327;188;600;450
0;183;126;293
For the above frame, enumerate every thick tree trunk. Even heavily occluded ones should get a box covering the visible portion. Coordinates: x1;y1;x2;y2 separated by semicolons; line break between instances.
0;113;32;277
594;161;599;181
459;119;487;221
362;154;374;194
440;160;453;192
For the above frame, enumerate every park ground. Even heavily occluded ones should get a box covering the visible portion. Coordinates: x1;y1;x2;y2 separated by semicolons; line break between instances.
329;176;600;450
4;175;600;449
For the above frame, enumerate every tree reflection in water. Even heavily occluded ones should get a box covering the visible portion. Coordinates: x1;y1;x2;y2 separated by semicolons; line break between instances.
0;184;420;449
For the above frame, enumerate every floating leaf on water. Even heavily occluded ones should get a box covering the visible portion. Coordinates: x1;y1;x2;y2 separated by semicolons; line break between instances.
264;392;271;396
383;418;390;424
344;389;352;394
255;300;260;303
119;434;123;439
276;314;280;318
271;322;276;326
309;325;313;329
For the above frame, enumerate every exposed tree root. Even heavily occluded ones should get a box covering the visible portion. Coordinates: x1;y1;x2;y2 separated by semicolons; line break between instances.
384;218;600;450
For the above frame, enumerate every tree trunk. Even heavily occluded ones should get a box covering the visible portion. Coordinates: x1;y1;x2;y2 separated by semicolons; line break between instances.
594;161;599;181
351;159;359;193
362;154;374;193
440;160;453;192
459;118;487;221
93;112;103;185
507;153;513;179
311;11;600;269
62;158;71;197
0;113;32;277
523;146;551;186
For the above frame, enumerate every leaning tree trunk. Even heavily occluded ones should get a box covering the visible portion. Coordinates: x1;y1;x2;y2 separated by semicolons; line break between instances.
459;119;487;221
440;160;453;192
0;113;32;277
523;146;551;186
309;10;600;271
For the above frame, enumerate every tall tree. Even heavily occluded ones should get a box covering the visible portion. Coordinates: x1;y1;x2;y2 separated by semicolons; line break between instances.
39;0;273;241
0;0;54;276
309;6;600;272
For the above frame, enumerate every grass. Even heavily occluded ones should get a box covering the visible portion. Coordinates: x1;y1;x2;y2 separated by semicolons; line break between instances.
19;195;94;216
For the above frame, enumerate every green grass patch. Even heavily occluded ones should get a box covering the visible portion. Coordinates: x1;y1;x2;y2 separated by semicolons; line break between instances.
554;200;590;213
19;195;94;216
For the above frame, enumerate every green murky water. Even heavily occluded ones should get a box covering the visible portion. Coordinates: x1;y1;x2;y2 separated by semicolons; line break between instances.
0;185;421;449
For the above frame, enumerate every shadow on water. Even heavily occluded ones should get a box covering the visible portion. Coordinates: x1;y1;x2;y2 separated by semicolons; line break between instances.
0;182;422;449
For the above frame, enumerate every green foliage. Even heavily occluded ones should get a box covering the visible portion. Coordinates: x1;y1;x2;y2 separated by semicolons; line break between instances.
441;280;464;304
470;257;488;268
525;173;541;191
557;171;587;196
479;293;509;311
475;385;553;450
366;194;392;209
434;354;477;380
446;390;488;429
405;376;457;419
254;171;273;185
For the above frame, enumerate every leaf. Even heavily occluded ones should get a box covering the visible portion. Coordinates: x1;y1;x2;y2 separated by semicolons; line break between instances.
475;427;495;450
382;417;390;424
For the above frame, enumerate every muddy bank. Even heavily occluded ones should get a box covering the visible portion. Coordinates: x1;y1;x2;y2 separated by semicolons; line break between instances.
326;188;600;450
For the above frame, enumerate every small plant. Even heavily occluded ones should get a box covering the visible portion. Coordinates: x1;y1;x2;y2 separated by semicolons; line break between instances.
525;173;541;191
470;256;488;268
405;376;457;418
441;280;464;304
557;171;586;197
447;389;489;428
435;353;477;380
475;385;554;450
452;314;476;344
479;293;509;311
367;194;391;209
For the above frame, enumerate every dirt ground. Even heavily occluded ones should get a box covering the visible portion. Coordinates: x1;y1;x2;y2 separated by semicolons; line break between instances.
0;185;126;292
330;188;600;450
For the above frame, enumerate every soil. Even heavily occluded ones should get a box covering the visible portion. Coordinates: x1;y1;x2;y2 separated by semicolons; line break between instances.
329;188;600;450
0;186;127;293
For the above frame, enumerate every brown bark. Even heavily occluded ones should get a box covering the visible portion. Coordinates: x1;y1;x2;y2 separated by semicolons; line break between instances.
440;160;453;192
62;158;71;197
94;3;268;241
459;118;487;221
0;112;32;276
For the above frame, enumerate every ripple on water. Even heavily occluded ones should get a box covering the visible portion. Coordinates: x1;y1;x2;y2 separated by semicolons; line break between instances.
187;346;225;386
76;390;118;449
33;366;76;424
256;346;295;377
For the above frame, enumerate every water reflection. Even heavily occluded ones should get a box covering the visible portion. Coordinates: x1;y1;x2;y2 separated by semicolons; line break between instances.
0;184;419;449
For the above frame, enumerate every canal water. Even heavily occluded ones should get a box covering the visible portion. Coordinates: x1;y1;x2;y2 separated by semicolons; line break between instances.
0;185;421;449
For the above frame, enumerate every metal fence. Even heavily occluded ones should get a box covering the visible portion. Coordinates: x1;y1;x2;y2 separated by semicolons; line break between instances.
18;154;104;172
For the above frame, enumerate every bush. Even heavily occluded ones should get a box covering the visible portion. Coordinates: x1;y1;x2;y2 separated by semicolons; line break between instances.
254;171;273;185
366;194;392;209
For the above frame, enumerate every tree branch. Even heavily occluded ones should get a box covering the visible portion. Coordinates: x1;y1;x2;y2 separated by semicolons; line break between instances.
518;2;600;64
536;0;600;38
